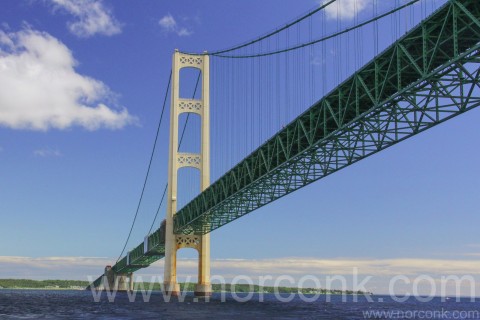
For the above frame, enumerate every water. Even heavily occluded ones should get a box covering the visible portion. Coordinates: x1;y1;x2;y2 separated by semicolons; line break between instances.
0;290;479;319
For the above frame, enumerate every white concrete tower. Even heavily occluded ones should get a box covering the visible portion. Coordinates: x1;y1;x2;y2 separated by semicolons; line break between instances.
163;50;211;297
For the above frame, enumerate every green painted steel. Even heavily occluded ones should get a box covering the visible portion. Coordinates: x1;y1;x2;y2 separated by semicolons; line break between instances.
174;0;480;234
113;220;166;274
90;0;480;283
87;275;103;290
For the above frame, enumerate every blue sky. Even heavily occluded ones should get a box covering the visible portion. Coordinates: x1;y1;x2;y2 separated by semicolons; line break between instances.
1;0;480;295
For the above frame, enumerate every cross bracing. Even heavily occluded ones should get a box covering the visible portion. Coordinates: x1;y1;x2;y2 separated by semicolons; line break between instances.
173;0;480;234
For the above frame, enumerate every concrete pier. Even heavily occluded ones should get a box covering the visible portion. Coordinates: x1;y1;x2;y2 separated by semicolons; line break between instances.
102;266;134;292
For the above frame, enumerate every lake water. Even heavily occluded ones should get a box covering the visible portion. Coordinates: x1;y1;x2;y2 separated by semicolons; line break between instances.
0;290;479;319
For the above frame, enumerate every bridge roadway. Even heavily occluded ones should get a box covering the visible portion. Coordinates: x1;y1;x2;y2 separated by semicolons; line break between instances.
90;0;480;288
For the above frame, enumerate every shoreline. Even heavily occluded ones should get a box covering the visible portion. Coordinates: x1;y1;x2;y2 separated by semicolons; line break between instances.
0;287;368;295
0;279;372;295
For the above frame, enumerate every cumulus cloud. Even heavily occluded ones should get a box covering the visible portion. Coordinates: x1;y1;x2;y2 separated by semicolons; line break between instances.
49;0;122;37
159;14;192;37
0;29;136;131
33;148;62;157
322;0;372;20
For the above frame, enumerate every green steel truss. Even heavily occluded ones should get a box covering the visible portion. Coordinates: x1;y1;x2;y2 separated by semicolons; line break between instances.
89;222;166;286
90;221;166;283
174;0;480;234
90;0;480;284
88;275;103;289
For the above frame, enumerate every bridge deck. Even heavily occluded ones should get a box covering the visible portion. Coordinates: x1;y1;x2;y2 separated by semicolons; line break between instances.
174;0;480;235
90;0;480;281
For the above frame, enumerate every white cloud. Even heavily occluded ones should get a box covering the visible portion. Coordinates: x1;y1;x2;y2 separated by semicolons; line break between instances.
159;14;192;37
322;0;372;20
208;257;480;277
159;14;176;32
0;29;136;131
177;28;192;37
0;30;14;47
49;0;122;38
33;148;62;157
0;256;111;280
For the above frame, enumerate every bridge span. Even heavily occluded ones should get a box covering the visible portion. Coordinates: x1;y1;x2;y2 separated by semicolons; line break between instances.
88;0;480;294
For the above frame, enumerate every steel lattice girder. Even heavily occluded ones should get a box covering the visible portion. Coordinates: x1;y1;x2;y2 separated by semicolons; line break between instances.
111;220;166;274
87;275;103;290
88;0;480;284
173;0;480;235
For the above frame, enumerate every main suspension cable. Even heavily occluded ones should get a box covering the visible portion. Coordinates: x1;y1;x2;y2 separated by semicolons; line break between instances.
180;0;336;56
116;70;172;263
211;0;420;58
147;184;167;235
146;70;202;236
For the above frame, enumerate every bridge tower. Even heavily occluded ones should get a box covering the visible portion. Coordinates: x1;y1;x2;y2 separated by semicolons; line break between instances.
163;50;211;296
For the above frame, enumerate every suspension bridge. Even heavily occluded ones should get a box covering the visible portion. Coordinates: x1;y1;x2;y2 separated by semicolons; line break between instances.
88;0;480;295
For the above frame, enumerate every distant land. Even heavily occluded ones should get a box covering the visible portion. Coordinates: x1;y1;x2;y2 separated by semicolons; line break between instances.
0;279;369;295
0;279;88;290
